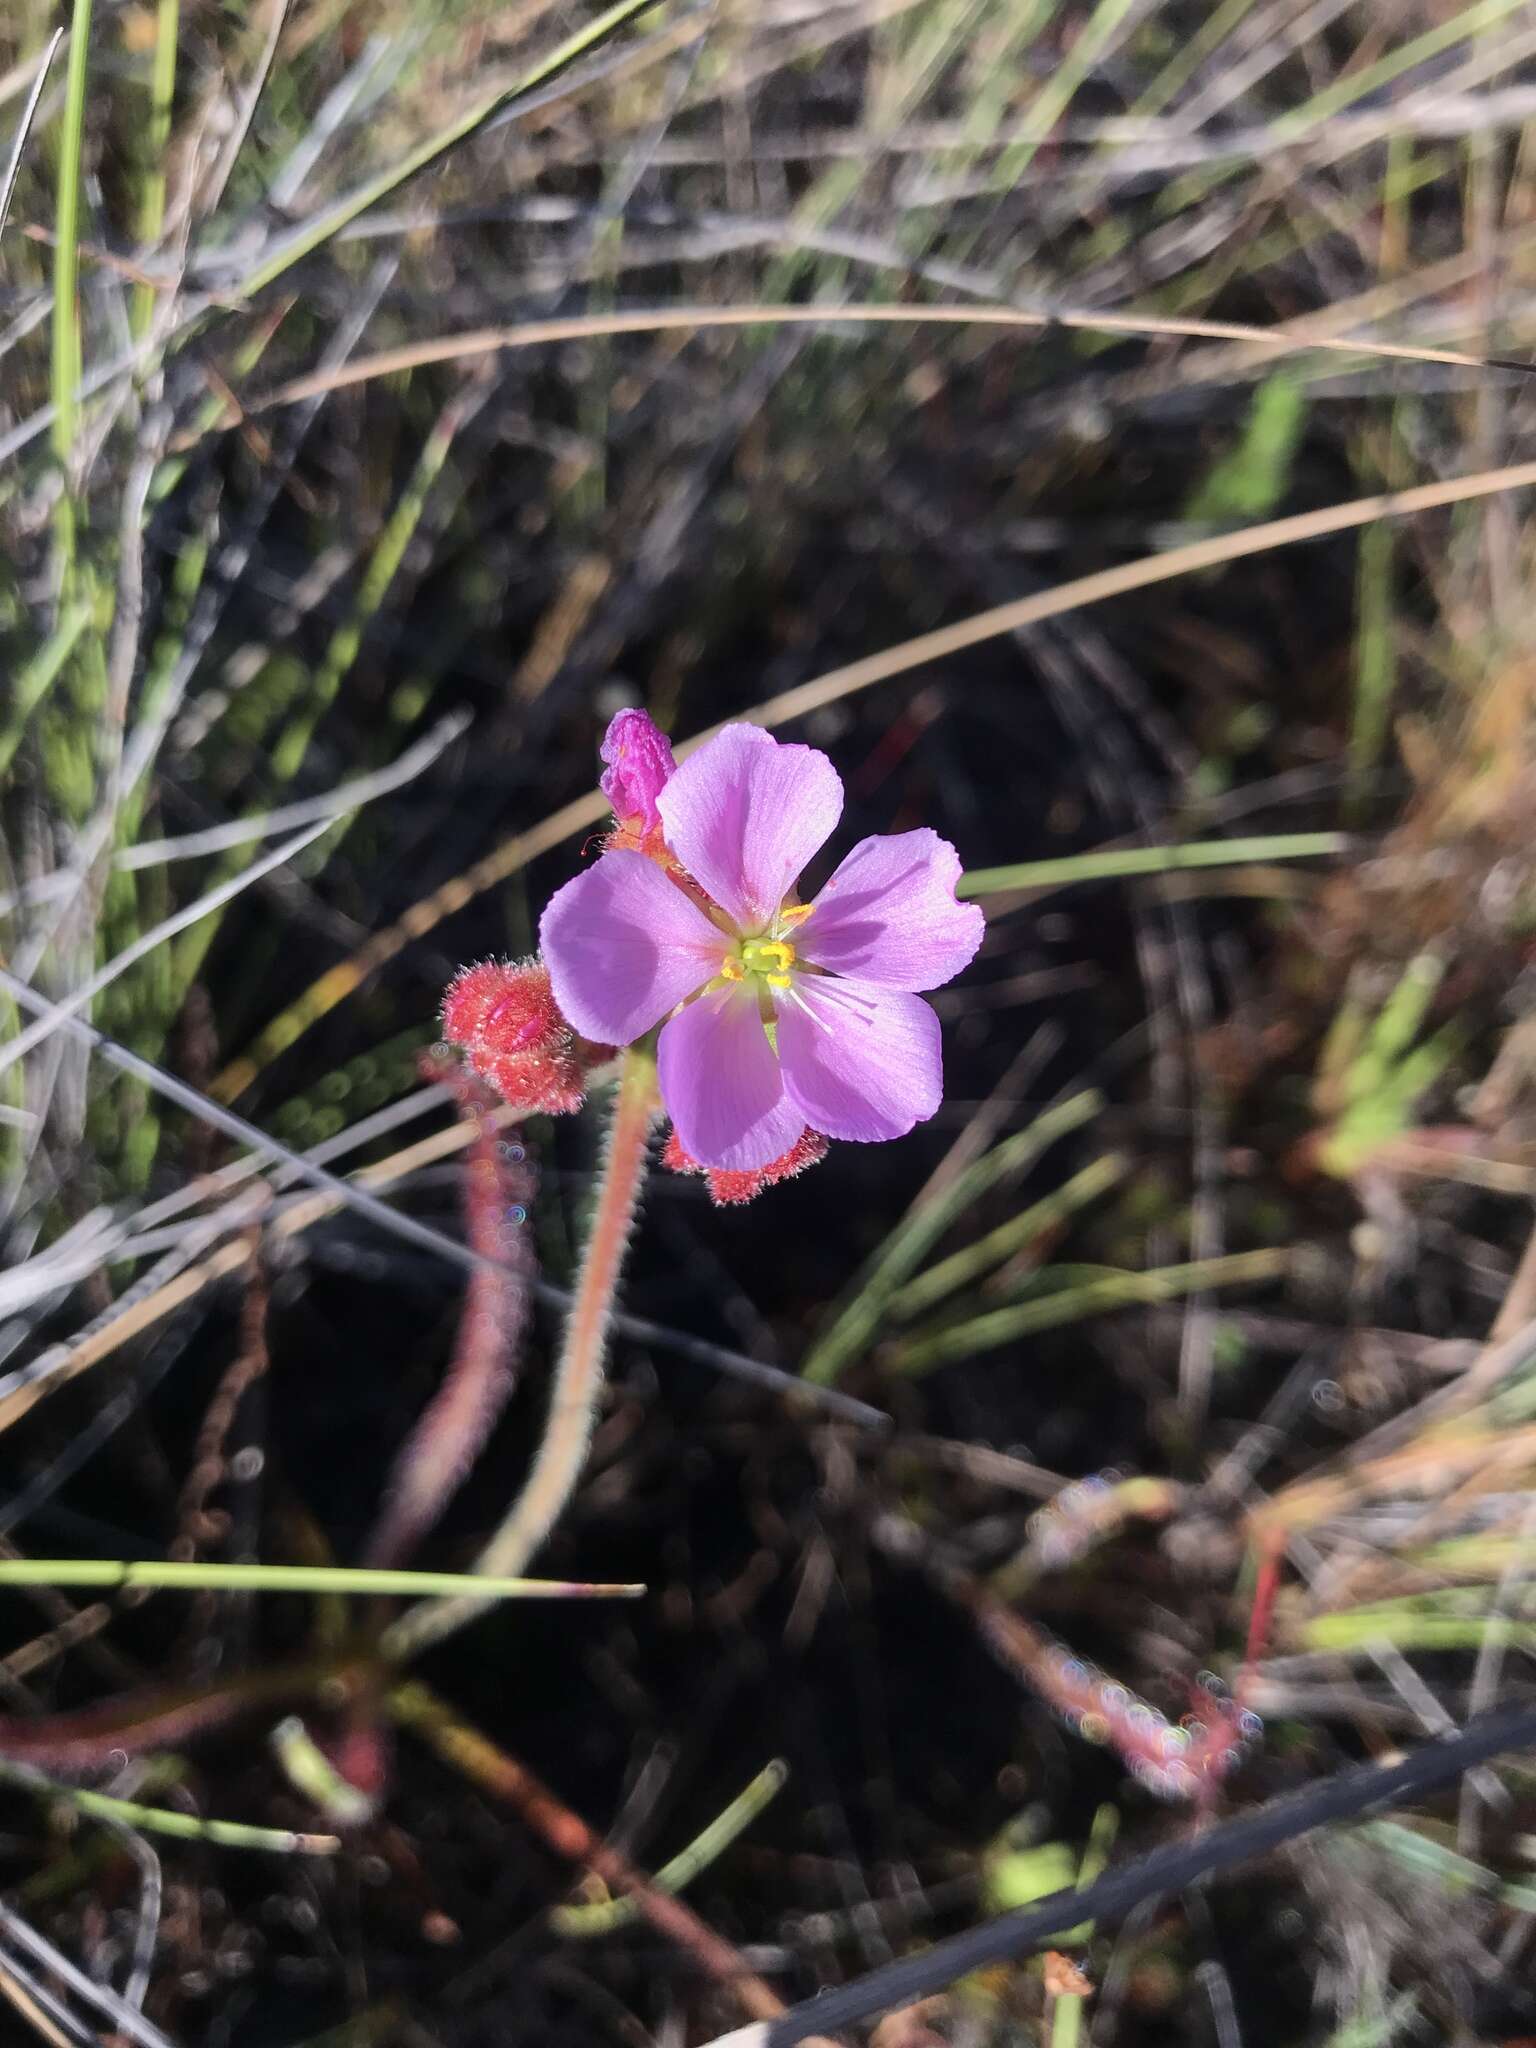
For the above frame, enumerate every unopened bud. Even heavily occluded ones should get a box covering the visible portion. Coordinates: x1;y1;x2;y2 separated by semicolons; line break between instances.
440;959;594;1115
599;708;675;835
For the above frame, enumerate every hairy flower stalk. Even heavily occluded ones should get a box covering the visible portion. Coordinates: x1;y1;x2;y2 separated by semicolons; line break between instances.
395;709;981;1657
362;1054;534;1573
383;1046;658;1660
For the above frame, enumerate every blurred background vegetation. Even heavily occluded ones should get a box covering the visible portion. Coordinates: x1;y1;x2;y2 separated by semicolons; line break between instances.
4;1;1536;2043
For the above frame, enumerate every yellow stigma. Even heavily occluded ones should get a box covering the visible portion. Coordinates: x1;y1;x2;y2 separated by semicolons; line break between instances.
722;936;797;991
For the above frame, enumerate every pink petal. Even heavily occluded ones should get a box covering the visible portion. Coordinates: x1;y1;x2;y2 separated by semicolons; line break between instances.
797;829;986;989
539;851;724;1047
657;985;804;1171
655;725;842;934
777;977;942;1143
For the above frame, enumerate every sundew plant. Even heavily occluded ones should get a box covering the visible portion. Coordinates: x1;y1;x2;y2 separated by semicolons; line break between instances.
5;1;1536;2043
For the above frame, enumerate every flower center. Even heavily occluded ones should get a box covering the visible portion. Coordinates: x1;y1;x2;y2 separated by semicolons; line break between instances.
721;936;797;989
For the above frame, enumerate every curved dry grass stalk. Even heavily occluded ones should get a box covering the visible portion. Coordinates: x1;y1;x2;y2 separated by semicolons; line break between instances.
245;298;1529;417
213;449;1536;1104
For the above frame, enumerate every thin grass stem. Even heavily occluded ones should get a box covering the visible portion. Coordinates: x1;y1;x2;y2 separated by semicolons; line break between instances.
958;832;1347;898
49;0;90;477
231;0;663;303
0;1560;642;1598
892;1248;1290;1376
801;1090;1103;1386
550;1760;789;1935
0;1758;340;1855
129;0;179;340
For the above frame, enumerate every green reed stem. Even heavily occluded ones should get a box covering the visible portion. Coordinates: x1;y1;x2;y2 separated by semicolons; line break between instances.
131;0;180;339
0;600;91;778
550;1759;789;1935
958;832;1346;899
888;1153;1128;1322
269;391;468;784
802;1089;1103;1385
891;1247;1289;1376
50;0;94;574
0;1560;641;1598
2;1756;340;1855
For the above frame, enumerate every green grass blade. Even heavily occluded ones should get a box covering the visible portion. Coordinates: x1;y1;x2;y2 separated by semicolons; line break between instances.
1303;1610;1527;1656
890;1248;1288;1376
997;0;1142;186
269;394;468;783
801;1089;1103;1385
888;1154;1128;1321
50;0;92;480
0;1560;643;1599
0;599;91;778
1183;372;1306;524
1350;514;1397;815
958;832;1346;898
131;0;180;339
231;0;662;303
270;1716;377;1825
550;1760;789;1934
1;1758;342;1854
1267;0;1532;140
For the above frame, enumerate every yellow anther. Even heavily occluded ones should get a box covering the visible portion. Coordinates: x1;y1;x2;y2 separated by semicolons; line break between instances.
718;955;745;981
764;972;792;990
743;937;795;974
779;903;814;930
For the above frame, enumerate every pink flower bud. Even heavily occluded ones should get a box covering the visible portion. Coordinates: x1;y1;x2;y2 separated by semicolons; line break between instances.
599;708;676;834
440;959;596;1115
662;1124;828;1205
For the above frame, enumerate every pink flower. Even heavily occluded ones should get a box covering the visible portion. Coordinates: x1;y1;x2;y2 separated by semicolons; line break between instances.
540;723;984;1172
600;707;676;833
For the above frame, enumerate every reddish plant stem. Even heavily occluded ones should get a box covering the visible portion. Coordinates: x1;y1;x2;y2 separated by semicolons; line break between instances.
363;1056;533;1569
1241;1535;1285;1684
390;1680;786;2025
876;1517;1255;1799
176;1231;271;1557
383;1047;658;1660
0;1658;366;1771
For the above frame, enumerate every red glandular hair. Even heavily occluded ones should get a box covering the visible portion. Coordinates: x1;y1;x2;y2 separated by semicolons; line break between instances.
440;958;600;1115
662;1125;828;1206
